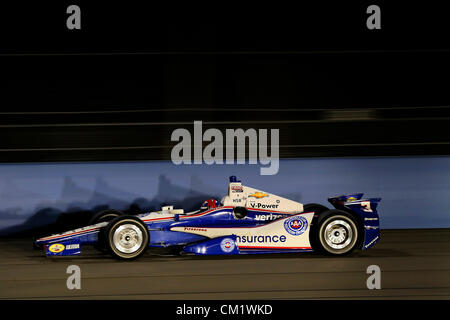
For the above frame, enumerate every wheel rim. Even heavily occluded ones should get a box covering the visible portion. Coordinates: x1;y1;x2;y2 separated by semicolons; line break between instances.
323;219;353;250
113;224;143;254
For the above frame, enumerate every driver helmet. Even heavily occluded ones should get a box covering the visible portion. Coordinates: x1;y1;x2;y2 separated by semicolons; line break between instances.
200;199;220;210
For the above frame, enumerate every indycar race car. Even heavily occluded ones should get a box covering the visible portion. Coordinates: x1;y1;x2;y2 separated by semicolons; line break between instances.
35;176;381;260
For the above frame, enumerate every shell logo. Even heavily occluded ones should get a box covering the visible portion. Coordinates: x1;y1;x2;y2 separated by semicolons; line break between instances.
347;197;357;202
48;243;65;253
248;192;268;199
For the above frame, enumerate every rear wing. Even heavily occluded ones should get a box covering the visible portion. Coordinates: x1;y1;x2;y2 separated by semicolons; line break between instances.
328;193;381;250
328;193;381;214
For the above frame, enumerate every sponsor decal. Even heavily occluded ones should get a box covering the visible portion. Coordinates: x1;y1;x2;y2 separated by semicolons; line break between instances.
231;186;243;193
236;235;286;243
346;196;358;202
248;192;268;199
184;227;207;232
48;243;65;253
220;238;236;253
254;213;283;221
365;236;379;249
284;216;308;236
250;203;279;210
65;244;80;250
361;201;373;212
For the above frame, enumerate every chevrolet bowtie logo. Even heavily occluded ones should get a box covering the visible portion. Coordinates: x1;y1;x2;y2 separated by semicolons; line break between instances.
249;192;268;199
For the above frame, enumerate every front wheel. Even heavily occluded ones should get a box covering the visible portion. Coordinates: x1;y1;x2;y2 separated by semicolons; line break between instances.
105;216;149;260
90;210;124;252
89;209;124;225
316;210;360;255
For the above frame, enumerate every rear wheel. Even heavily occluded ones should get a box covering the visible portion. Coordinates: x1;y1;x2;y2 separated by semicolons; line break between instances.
303;203;329;214
105;216;149;260
315;210;360;255
304;203;329;251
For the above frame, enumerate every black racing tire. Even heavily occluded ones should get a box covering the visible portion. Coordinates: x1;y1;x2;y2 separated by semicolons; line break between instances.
304;203;329;252
313;209;360;255
303;203;329;215
89;209;124;225
105;216;149;260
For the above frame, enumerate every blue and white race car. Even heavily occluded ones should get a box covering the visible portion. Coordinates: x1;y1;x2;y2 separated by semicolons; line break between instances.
35;176;381;260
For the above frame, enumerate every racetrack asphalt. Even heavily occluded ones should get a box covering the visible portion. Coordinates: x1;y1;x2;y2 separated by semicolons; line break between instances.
0;229;449;300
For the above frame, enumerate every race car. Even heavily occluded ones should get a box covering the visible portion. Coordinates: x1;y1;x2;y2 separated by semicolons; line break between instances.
35;176;381;260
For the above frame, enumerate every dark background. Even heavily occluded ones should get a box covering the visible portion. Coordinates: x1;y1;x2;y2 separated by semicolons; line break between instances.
0;2;449;162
